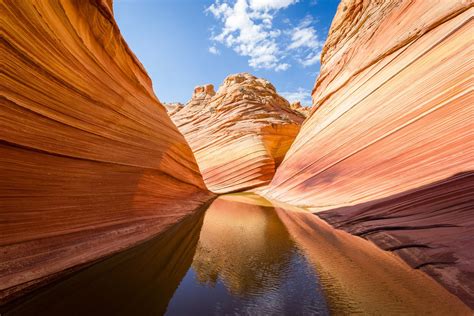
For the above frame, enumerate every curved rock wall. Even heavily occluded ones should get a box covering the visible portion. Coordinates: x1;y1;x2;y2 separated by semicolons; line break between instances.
265;0;473;209
263;0;473;307
172;73;305;193
1;0;213;302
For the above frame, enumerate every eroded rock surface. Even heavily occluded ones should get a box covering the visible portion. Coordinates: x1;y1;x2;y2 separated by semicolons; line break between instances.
290;101;310;117
263;0;473;307
163;102;184;116
1;0;213;303
318;172;474;308
172;73;305;193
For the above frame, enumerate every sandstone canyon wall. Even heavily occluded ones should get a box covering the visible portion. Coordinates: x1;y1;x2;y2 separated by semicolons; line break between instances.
1;0;214;303
263;0;474;307
171;73;305;193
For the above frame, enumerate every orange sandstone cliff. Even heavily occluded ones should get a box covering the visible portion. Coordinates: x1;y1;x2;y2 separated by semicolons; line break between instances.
263;0;474;307
1;0;214;302
171;73;305;193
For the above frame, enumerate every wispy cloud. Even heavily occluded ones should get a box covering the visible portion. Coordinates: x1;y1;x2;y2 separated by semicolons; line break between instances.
208;46;220;55
280;87;313;106
288;16;324;66
206;0;322;71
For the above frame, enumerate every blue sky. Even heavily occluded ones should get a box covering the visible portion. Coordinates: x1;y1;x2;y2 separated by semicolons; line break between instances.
114;0;339;106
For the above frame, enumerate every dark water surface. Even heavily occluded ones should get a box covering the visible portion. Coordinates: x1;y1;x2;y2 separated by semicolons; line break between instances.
3;194;469;315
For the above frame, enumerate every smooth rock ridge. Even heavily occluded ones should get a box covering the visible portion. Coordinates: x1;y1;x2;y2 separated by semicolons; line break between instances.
171;73;305;193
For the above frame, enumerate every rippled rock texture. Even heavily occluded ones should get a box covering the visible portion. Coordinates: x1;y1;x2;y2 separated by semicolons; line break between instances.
172;73;305;193
318;172;474;308
263;0;473;307
1;0;214;303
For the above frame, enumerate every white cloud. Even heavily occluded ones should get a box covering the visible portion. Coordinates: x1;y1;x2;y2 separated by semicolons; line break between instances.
288;26;318;49
288;16;324;66
208;46;220;55
275;63;290;71
299;51;320;66
281;87;313;106
207;1;323;71
206;0;294;71
249;0;298;10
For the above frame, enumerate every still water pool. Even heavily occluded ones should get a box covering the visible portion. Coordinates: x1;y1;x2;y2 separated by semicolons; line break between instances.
3;194;468;315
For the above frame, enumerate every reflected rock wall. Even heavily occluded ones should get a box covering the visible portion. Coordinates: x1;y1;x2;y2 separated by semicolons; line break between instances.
273;205;470;314
192;195;294;295
318;172;474;307
2;208;205;315
171;73;305;193
1;0;214;303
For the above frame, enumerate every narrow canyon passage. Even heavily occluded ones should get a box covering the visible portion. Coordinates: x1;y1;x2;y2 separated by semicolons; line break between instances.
2;194;469;315
2;0;472;313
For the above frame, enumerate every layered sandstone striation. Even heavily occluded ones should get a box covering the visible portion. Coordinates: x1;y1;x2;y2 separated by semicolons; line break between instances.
171;73;305;193
1;0;213;303
263;0;473;307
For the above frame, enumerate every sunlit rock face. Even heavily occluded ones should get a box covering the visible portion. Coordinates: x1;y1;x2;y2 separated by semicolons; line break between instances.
265;0;473;209
1;0;214;302
163;102;184;116
289;101;310;117
172;73;305;193
261;0;474;307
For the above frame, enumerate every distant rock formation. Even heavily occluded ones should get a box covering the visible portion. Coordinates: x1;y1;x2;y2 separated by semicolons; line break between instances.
1;0;213;303
290;101;310;117
263;0;473;307
171;73;305;193
163;102;184;116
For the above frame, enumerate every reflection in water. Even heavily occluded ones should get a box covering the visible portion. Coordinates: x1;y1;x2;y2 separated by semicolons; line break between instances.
3;193;470;315
271;200;471;315
2;209;206;315
166;194;329;315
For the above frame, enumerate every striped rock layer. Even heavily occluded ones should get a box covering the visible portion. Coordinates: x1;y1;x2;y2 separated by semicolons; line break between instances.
1;0;213;302
172;73;305;193
263;0;474;308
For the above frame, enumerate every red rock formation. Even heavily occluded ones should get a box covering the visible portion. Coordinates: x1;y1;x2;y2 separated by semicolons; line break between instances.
265;0;473;209
289;101;310;117
1;0;214;303
172;73;305;193
263;0;473;307
163;102;184;116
